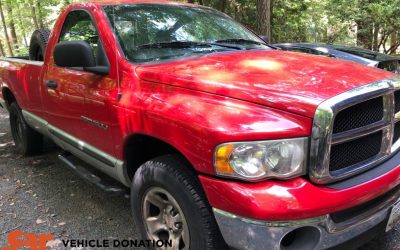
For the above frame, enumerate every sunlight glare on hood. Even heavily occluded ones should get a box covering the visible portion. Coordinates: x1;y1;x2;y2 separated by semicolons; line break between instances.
240;59;283;71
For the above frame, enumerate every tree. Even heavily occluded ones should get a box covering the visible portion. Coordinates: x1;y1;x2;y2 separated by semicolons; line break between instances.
36;1;46;29
357;21;373;49
0;0;12;56
256;0;272;40
217;0;228;12
16;1;28;47
0;0;399;55
389;32;398;54
272;0;311;43
29;0;39;30
6;0;19;50
355;0;374;49
0;40;5;56
325;0;400;52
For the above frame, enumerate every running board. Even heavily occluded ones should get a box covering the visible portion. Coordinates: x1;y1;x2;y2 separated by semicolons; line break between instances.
58;153;129;196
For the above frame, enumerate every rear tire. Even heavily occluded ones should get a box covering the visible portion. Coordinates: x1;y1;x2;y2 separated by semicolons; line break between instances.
9;103;43;155
29;29;51;61
131;155;227;250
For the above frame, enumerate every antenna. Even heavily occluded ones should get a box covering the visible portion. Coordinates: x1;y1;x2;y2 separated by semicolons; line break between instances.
113;3;122;101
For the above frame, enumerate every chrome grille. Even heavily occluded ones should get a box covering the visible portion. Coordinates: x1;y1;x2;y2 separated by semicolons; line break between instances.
310;78;400;184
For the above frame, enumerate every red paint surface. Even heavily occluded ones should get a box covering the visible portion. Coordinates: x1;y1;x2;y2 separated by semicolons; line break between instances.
0;0;398;221
200;163;400;220
136;50;394;118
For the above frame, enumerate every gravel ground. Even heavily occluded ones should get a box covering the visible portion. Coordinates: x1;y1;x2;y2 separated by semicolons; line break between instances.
0;107;399;250
0;109;140;249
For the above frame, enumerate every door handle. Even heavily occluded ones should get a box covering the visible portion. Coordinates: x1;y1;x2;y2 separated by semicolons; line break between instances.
45;80;58;89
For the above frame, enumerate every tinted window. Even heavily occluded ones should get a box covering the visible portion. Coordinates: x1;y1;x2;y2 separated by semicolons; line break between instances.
59;11;108;66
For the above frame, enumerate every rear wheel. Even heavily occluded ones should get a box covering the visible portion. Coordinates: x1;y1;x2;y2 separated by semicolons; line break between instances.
9;103;43;155
131;155;227;250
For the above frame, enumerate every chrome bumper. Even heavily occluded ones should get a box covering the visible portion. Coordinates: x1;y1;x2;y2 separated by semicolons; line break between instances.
214;188;399;250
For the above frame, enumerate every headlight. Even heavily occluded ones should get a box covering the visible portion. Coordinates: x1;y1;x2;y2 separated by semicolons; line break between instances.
214;138;308;181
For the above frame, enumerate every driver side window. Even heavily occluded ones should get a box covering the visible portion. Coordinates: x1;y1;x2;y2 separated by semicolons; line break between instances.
59;11;108;66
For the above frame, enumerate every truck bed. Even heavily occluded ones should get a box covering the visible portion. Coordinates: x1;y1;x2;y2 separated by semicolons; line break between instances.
0;57;45;115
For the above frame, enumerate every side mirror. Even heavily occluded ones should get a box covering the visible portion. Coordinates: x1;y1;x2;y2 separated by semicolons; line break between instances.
54;41;109;75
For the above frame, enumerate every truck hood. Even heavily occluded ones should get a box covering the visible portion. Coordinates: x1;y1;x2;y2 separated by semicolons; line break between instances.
136;50;394;118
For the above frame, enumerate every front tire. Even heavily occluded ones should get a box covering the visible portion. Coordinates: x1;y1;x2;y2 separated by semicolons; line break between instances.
131;155;227;250
9;103;43;155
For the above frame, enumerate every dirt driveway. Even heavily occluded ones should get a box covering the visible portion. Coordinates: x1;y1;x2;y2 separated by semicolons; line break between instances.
0;108;399;249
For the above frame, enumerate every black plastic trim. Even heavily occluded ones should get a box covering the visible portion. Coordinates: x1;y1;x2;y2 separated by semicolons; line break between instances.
59;153;127;195
328;150;400;189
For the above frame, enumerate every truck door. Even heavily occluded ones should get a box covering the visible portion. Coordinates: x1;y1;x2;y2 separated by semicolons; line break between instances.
43;10;116;157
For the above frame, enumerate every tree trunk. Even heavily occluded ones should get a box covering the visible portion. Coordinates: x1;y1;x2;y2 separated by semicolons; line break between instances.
0;0;13;56
256;0;272;42
36;0;45;29
389;32;398;54
219;0;228;12
16;3;28;47
6;0;18;50
356;20;373;49
30;0;39;30
0;40;5;56
372;23;379;51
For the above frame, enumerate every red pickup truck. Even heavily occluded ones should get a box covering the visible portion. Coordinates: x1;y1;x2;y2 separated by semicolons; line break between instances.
0;1;399;249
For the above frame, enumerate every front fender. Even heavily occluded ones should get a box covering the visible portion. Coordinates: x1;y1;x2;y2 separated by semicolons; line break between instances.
115;81;312;175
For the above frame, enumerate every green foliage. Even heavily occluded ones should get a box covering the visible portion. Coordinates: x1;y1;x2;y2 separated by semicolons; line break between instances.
0;0;83;56
272;0;310;42
15;47;29;57
180;0;399;52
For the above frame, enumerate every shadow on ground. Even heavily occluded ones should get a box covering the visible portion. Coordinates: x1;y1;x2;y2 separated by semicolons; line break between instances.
0;110;140;249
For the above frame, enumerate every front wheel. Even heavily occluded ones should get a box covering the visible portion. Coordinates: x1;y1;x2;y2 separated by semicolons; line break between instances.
131;155;227;250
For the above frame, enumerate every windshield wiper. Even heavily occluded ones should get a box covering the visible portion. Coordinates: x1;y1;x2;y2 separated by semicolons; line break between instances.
214;38;266;46
137;41;242;50
137;41;213;49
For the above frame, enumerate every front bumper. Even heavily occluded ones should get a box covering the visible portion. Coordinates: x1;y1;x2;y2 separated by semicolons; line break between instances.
200;150;400;221
200;148;400;249
214;188;399;250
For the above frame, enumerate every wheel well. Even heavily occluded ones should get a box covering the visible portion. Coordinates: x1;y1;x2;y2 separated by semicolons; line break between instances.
124;134;191;180
2;88;16;108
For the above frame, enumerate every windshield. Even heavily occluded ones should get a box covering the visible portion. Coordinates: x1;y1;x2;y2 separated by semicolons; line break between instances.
103;4;269;63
